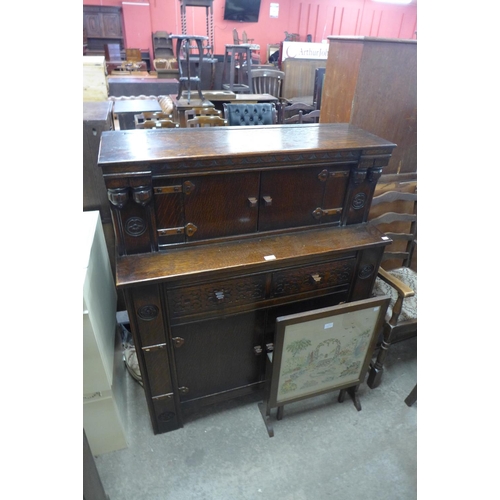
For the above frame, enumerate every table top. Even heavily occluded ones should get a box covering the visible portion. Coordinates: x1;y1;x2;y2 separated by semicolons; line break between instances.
99;123;396;168
231;94;278;102
113;99;162;114
178;92;278;102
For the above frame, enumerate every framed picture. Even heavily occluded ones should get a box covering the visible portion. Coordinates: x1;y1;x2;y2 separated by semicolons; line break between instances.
259;295;390;436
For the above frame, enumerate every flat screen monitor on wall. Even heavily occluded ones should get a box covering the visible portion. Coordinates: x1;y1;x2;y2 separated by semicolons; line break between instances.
223;0;262;23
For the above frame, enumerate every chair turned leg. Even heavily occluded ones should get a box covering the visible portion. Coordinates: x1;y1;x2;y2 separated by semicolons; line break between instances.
367;324;393;389
404;384;417;406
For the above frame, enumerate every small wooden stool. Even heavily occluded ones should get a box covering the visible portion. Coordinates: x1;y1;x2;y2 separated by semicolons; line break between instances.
222;44;253;93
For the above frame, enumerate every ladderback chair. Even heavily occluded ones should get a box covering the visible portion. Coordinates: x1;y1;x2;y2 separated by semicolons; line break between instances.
250;69;285;98
124;48;146;71
136;119;179;129
186;115;227;127
104;43;123;73
134;112;175;128
298;109;321;123
242;31;254;44
223;103;277;126
134;112;179;129
184;107;222;123
282;102;316;124
313;67;326;109
233;28;241;45
367;186;417;388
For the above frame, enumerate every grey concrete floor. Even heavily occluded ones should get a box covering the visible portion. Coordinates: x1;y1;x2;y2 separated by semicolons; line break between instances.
95;337;417;500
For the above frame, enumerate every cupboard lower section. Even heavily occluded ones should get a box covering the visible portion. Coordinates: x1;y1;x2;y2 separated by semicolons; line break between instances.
119;225;389;434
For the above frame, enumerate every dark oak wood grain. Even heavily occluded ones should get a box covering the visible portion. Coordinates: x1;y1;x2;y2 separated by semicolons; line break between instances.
321;37;416;176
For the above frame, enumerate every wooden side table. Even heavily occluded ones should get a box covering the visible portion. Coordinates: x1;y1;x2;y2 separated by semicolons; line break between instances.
113;98;162;130
169;94;214;127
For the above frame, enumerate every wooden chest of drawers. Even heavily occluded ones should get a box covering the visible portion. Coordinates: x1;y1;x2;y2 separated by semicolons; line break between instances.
98;124;395;434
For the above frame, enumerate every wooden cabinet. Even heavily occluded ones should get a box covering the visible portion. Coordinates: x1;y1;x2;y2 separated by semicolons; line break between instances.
83;5;123;51
98;124;395;434
100;124;394;256
320;37;417;176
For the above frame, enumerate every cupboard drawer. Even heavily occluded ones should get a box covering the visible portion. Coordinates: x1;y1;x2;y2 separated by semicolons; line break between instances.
272;258;355;297
167;274;267;321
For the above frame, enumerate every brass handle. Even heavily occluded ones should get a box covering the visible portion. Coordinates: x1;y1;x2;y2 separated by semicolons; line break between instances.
183;180;195;194
312;207;342;219
310;273;321;284
262;195;272;207
185;223;197;237
318;169;328;182
172;337;185;348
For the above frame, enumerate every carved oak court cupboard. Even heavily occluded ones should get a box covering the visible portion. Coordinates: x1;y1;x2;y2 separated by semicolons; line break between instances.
98;124;396;434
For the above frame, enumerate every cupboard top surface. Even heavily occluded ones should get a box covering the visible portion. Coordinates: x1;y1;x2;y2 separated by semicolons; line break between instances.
98;123;396;169
116;224;389;287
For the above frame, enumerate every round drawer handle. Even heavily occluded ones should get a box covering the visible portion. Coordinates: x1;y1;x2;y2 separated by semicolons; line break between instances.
214;290;225;302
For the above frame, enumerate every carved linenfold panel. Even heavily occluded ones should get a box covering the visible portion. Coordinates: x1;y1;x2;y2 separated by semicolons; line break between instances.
168;275;267;319
272;260;355;297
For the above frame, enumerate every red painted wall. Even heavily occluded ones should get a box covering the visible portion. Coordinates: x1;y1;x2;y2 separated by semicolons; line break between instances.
83;0;416;64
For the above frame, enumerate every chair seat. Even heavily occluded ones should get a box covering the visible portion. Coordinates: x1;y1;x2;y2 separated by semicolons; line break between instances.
373;267;417;322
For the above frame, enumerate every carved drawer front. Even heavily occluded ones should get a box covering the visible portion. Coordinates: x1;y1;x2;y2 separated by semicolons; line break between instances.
272;258;355;298
167;274;267;321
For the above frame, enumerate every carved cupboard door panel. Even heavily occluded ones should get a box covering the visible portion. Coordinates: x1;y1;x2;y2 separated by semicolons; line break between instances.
183;173;260;242
102;12;122;38
320;166;351;225
258;167;326;232
84;12;103;38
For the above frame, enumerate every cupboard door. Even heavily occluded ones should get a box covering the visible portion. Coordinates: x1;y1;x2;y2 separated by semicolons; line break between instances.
172;312;264;402
102;13;122;38
84;13;103;37
258;167;325;232
184;173;259;241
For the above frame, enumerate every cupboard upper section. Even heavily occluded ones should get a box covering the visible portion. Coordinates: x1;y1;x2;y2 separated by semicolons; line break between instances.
98;124;396;256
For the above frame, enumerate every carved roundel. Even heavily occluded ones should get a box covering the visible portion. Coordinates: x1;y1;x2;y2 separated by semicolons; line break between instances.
125;217;147;237
352;193;367;210
137;304;159;321
358;264;374;279
158;411;175;422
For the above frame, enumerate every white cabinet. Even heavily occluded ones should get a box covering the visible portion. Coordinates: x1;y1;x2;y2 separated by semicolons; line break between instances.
83;211;128;456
